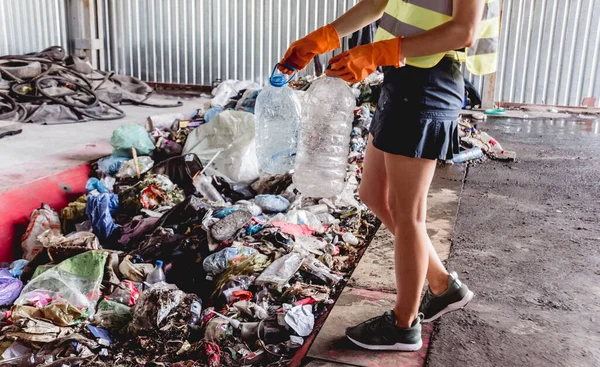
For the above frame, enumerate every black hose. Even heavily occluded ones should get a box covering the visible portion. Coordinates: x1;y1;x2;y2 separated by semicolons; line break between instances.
77;99;125;121
0;92;18;120
34;76;99;109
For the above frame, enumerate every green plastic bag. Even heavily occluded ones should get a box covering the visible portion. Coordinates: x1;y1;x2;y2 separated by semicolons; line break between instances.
110;124;155;157
15;251;108;319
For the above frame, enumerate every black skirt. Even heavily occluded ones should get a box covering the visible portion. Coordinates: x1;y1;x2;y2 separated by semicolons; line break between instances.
369;57;464;160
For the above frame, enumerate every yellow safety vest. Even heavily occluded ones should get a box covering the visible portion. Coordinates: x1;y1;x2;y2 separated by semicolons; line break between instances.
374;0;501;75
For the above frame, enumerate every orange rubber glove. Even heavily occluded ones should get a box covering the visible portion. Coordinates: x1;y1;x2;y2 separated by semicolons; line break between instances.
326;37;403;83
279;24;341;73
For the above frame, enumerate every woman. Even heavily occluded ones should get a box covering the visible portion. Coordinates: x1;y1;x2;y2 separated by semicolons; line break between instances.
278;0;499;351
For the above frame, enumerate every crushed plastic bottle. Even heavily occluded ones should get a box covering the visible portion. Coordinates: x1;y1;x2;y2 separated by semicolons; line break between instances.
293;76;356;198
145;260;166;284
254;64;301;174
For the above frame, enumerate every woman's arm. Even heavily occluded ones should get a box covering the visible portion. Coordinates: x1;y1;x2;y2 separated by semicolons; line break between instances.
331;0;389;38
402;0;485;57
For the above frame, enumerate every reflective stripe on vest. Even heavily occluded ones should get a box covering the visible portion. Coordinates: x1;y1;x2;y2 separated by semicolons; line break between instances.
374;0;500;75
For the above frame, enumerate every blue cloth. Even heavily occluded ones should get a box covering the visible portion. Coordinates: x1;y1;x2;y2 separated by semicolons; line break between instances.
86;194;119;242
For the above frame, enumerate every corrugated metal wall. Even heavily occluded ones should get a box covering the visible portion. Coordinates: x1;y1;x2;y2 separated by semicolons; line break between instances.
103;0;359;86
1;0;599;106
495;0;600;106
0;0;69;56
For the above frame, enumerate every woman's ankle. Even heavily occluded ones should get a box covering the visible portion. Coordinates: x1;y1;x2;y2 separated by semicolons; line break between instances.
429;273;450;296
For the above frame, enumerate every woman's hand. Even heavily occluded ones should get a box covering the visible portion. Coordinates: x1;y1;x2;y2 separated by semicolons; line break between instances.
278;24;340;74
326;37;402;83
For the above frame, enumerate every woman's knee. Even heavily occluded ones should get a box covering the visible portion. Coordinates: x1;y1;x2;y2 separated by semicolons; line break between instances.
359;183;386;211
388;195;428;226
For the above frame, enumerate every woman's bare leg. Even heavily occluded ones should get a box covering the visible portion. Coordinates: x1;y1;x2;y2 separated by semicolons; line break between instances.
359;137;450;296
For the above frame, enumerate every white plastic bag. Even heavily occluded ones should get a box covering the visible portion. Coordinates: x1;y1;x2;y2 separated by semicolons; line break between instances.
211;80;261;107
116;156;155;178
21;204;61;261
183;110;260;183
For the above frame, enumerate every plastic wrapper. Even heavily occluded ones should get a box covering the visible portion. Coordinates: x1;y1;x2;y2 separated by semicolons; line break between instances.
203;246;258;275
110;124;155;157
183;110;260;183
14;251;108;318
116;156;155;178
294;236;326;255
0;268;23;306
269;210;323;231
21;204;60;261
255;252;306;288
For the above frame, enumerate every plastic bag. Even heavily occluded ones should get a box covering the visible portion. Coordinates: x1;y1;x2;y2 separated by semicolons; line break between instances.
9;259;29;278
119;255;155;282
116;156;155;178
110;124;155;157
0;268;23;306
86;193;119;242
86;177;110;194
211;80;261;107
203;246;258;275
107;280;140;306
93;299;132;331
97;155;128;175
269;210;324;232
15;251;108;318
183;110;260;183
21;204;61;261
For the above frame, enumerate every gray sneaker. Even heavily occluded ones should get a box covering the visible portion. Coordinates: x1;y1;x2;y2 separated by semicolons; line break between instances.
420;271;474;323
346;311;423;351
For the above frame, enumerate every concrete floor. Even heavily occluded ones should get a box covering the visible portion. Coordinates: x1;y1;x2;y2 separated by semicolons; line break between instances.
0;96;208;170
427;116;600;366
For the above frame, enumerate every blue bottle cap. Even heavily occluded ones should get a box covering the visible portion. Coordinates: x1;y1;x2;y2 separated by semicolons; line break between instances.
269;74;287;87
155;260;163;267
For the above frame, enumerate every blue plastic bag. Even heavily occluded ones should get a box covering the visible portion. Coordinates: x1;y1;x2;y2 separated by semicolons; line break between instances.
86;178;110;194
86;194;119;242
98;155;128;175
204;107;224;122
9;259;29;278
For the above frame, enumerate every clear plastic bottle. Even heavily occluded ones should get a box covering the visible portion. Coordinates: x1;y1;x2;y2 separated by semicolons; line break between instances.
254;65;301;174
293;76;355;198
452;146;483;163
479;131;504;154
193;173;223;202
146;260;166;284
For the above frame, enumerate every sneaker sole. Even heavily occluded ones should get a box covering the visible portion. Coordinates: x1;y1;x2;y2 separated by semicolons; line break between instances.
422;290;474;323
346;335;423;351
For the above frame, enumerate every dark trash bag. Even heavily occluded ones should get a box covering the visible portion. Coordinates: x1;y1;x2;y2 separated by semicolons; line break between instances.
152;195;211;232
150;153;204;196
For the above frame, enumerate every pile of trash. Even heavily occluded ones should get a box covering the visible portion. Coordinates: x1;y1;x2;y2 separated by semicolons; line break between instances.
452;117;517;163
0;46;182;125
0;75;382;366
